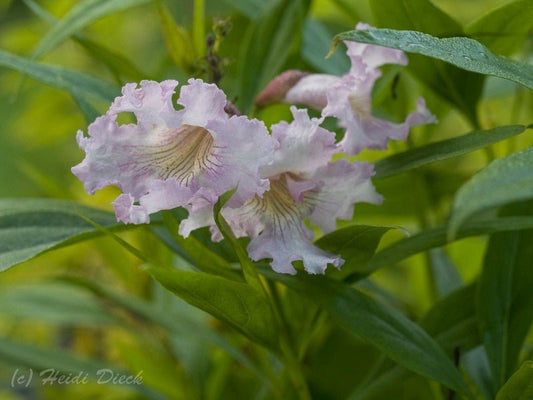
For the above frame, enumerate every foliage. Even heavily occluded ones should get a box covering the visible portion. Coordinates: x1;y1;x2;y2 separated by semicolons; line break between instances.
0;0;532;399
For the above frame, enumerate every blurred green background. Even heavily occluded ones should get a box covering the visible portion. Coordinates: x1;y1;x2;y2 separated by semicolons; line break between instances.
0;0;532;399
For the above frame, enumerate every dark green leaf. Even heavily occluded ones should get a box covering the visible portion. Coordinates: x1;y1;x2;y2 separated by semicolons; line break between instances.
428;248;462;298
477;201;533;391
496;361;533;400
449;145;533;238
146;266;279;351
375;125;526;178
466;0;533;56
237;0;310;112
369;0;482;124
0;49;119;102
352;284;479;399
367;216;533;275
161;210;242;281
315;225;394;281
302;19;349;75
332;29;533;90
261;271;470;394
0;198;127;272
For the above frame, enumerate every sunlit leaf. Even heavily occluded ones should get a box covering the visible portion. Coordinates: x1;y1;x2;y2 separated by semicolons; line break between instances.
374;125;526;178
496;361;533;400
30;0;150;60
0;49;119;102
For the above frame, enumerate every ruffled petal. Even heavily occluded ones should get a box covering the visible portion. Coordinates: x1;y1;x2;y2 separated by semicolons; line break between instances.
177;78;228;126
339;97;437;154
307;160;382;233
203;116;275;206
73;79;274;227
108;80;180;129
261;107;339;178
113;193;149;224
248;221;343;275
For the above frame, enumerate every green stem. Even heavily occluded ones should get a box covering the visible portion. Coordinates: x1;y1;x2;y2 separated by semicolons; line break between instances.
193;0;205;57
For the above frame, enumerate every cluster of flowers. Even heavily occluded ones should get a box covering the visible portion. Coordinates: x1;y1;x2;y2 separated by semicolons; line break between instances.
72;24;436;275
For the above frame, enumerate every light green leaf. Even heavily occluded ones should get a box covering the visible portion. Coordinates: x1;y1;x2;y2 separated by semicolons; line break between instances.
0;282;118;326
237;0;310;112
375;125;526;178
30;0;150;60
0;49;119;102
367;216;533;275
0;198;128;272
466;0;533;56
155;0;195;72
369;0;482;124
23;0;147;84
146;266;279;351
262;271;470;395
496;361;533;400
449;145;533;238
477;201;533;392
332;29;533;90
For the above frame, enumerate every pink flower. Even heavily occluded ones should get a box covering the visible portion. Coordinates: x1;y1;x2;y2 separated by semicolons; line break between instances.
212;107;382;275
72;79;275;230
256;23;437;155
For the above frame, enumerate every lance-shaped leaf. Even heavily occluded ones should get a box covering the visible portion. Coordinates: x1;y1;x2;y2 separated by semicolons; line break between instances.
260;271;471;395
449;145;533;238
331;29;533;90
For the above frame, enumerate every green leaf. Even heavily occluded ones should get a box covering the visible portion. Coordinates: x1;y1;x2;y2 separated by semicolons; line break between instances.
23;0;147;84
0;49;119;102
146;266;279;351
302;19;349;75
428;248;462;298
261;271;470;395
496;361;533;400
155;0;195;72
374;125;526;178
352;284;479;399
213;189;265;293
0;282;119;326
332;29;533;90
0;198;127;272
477;201;533;392
30;0;150;60
161;210;242;281
369;0;482;124
59;276;267;381
237;0;310;112
466;0;533;56
367;216;533;275
448;145;533;238
315;225;394;281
